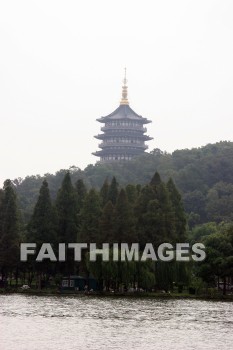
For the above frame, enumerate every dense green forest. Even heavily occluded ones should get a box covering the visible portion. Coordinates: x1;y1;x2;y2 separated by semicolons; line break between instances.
0;172;189;291
0;142;233;295
12;141;233;226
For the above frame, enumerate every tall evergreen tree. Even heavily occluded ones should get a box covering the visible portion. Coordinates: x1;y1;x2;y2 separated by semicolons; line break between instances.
135;184;159;248
28;180;57;245
100;178;109;207
167;178;187;241
56;172;78;243
56;172;79;275
136;172;176;248
150;172;176;243
125;184;138;206
75;179;87;213
135;184;155;218
108;177;118;205
150;171;162;186
113;189;136;289
0;180;20;279
27;180;58;286
99;201;115;243
79;189;102;244
114;189;136;244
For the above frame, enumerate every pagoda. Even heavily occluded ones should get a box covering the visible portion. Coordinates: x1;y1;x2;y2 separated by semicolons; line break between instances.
92;70;153;162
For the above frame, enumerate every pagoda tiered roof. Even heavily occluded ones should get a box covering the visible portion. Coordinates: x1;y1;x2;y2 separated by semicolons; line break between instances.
96;104;151;124
94;133;153;141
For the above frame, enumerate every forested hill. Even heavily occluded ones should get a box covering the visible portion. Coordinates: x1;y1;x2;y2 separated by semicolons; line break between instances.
11;141;233;224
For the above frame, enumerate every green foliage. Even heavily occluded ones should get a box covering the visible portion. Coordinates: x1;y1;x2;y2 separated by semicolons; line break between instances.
136;173;176;248
107;176;118;205
196;226;233;294
79;189;102;244
27;180;57;245
150;171;162;186
188;222;218;244
155;261;174;292
2;146;233;292
26;180;58;279
137;260;155;290
114;189;136;244
206;182;233;222
167;178;187;241
55;172;79;275
125;184;138;205
0;180;20;277
75;179;87;214
100;178;109;207
56;172;78;243
183;190;206;225
11;141;233;225
99;201;115;243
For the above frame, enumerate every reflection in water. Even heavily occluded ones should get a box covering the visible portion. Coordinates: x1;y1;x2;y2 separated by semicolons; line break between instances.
0;295;233;350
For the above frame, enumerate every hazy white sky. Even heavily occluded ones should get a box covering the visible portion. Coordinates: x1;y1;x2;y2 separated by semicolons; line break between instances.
0;0;233;186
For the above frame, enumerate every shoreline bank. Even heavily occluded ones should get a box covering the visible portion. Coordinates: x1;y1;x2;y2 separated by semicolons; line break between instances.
1;289;233;301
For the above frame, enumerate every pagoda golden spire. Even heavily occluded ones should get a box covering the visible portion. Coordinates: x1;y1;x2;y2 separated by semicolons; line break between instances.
120;67;129;105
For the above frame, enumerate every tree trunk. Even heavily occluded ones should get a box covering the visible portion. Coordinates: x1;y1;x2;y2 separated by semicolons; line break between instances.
223;276;226;296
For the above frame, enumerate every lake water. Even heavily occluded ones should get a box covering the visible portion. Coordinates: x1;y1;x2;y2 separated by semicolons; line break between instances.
0;294;232;350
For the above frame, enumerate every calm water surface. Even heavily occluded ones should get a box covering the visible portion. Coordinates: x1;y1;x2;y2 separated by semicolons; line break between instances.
0;294;232;350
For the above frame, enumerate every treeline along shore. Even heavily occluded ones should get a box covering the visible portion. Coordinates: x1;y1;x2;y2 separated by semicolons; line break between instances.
0;161;233;297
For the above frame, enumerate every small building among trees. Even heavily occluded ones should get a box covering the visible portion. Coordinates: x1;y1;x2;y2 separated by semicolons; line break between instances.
60;276;97;292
